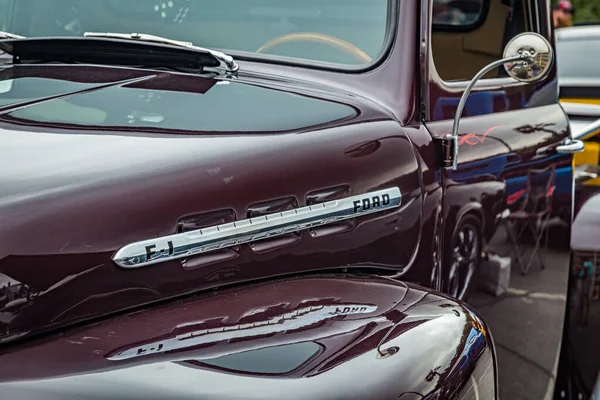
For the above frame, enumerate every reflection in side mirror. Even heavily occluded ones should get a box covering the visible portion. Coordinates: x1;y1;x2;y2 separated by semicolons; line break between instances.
446;32;554;170
502;32;553;82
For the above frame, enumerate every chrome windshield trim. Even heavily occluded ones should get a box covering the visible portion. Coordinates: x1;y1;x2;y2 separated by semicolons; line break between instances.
112;187;402;268
84;32;239;72
0;31;25;39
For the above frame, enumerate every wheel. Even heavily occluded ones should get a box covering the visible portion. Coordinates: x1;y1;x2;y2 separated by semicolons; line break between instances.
444;215;483;302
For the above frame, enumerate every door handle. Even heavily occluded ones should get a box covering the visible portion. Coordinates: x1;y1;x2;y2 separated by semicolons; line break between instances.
556;138;585;154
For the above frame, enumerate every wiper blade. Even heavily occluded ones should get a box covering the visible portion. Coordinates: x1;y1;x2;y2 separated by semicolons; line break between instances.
84;32;238;72
0;31;25;39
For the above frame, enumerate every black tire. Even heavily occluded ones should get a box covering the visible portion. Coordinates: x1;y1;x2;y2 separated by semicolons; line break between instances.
443;215;483;302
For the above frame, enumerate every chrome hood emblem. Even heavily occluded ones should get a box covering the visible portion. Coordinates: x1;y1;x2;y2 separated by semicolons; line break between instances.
112;187;401;268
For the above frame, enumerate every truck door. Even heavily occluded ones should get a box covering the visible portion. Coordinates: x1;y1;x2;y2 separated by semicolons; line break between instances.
423;1;578;399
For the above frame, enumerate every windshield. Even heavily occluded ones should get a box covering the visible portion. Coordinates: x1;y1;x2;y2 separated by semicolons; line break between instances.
0;0;392;67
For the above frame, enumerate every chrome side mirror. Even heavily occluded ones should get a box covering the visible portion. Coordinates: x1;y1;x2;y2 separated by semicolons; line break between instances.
447;32;554;170
502;32;553;82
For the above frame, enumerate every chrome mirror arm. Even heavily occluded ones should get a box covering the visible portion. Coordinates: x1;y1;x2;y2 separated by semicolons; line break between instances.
449;54;524;170
447;32;554;170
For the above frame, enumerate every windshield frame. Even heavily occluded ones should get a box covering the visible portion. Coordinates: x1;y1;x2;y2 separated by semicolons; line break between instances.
227;0;400;73
1;0;400;75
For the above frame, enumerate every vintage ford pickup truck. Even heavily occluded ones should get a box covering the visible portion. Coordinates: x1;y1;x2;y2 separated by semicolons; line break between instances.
0;0;585;398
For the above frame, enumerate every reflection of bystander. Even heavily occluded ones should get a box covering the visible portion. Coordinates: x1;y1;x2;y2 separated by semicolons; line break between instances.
552;0;574;29
432;0;468;25
577;260;595;326
5;281;12;302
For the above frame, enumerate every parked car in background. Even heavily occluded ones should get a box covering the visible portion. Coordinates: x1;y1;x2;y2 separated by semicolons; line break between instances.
562;192;600;400
554;23;600;400
557;24;600;119
557;24;600;199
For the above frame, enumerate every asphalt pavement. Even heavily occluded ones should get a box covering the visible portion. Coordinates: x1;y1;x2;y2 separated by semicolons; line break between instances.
469;222;571;400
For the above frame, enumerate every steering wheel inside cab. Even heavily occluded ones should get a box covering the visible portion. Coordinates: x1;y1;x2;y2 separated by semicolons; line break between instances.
54;1;373;64
101;1;374;63
256;32;373;64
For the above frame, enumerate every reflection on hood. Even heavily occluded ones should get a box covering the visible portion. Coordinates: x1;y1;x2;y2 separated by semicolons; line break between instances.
0;69;356;133
107;304;377;361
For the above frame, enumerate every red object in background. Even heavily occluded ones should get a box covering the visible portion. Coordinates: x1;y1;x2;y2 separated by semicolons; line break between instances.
555;0;574;12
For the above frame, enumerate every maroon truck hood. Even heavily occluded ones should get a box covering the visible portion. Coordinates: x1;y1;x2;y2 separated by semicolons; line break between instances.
0;63;419;344
0;65;357;289
0;65;359;135
0;274;496;400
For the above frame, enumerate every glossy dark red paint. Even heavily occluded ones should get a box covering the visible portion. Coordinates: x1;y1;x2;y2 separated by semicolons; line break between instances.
0;65;428;340
0;274;498;400
0;0;571;375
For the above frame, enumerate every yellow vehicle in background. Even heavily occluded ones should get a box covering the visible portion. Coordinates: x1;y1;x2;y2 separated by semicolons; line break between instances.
557;24;600;187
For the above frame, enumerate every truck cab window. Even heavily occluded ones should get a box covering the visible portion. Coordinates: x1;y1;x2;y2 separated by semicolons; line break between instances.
432;0;532;81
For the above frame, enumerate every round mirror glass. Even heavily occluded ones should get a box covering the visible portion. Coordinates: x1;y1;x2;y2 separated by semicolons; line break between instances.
503;32;553;82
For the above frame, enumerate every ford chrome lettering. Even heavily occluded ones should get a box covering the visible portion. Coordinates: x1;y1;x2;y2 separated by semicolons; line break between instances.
112;187;402;268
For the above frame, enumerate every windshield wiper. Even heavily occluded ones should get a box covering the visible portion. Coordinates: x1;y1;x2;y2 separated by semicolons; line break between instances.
83;32;238;73
0;31;25;39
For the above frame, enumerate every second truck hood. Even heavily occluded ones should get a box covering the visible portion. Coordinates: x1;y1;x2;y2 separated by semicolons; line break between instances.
0;274;496;400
